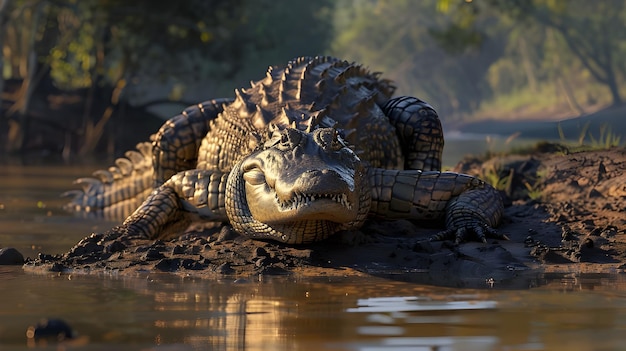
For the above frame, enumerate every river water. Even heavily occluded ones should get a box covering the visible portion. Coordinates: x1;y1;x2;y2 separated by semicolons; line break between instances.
2;138;626;350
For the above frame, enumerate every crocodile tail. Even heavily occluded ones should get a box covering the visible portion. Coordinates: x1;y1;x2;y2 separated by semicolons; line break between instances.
62;141;155;220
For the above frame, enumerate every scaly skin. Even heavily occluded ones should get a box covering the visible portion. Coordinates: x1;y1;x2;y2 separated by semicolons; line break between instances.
65;56;505;244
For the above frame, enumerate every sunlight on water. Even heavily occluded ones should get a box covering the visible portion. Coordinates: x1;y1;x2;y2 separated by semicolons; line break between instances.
347;296;497;312
2;270;626;350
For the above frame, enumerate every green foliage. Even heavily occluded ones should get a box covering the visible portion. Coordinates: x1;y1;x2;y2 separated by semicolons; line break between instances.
524;167;547;201
3;0;334;94
332;0;625;120
48;12;97;89
0;0;335;154
482;163;511;192
330;0;506;118
482;0;626;106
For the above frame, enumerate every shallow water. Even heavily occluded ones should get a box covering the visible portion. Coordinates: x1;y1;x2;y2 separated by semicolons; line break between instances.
3;267;626;350
1;145;626;350
0;163;119;259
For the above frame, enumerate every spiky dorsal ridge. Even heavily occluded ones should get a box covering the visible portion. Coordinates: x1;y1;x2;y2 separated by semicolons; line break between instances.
230;56;395;134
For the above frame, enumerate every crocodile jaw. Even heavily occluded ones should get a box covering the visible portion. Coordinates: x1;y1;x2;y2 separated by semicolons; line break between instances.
244;169;361;224
225;127;371;243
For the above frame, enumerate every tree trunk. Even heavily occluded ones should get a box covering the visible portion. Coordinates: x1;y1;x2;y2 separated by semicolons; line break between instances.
5;3;46;152
519;37;538;93
604;63;623;106
532;5;624;108
0;0;11;142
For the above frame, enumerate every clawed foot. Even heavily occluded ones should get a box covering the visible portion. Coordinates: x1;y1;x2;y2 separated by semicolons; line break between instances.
430;223;509;245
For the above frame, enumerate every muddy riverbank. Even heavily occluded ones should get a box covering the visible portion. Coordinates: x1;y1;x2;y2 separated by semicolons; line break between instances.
21;146;626;287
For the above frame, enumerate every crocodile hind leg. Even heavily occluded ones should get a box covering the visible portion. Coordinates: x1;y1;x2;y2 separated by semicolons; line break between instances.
152;98;233;187
382;96;444;171
118;169;229;240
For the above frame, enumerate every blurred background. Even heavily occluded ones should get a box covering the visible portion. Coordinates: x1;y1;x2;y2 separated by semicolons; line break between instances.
0;0;624;160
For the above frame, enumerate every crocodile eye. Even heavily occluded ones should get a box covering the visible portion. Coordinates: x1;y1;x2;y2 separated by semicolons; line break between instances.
243;168;266;185
315;128;345;151
331;130;346;150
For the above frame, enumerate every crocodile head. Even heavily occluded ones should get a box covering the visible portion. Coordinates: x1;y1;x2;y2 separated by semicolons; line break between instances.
225;127;371;244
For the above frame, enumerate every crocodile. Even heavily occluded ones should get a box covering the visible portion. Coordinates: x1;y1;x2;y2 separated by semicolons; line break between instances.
65;56;504;244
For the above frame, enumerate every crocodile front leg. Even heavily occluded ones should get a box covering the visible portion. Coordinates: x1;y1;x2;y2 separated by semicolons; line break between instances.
152;98;233;186
368;168;505;243
120;169;229;240
432;186;506;244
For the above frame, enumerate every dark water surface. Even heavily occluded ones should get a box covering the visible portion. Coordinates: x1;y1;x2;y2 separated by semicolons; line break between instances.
3;267;626;350
1;147;626;350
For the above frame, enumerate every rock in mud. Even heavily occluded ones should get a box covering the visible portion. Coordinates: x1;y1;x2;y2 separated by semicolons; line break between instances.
0;247;24;265
26;318;75;341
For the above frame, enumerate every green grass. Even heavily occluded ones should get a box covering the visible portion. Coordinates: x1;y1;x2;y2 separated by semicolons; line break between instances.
482;163;511;192
557;122;622;150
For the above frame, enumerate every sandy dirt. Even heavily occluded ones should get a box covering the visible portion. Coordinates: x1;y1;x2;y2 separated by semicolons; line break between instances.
23;146;626;287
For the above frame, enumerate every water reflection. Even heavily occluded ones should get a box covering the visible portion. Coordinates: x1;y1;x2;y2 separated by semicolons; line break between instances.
148;280;298;350
2;269;626;350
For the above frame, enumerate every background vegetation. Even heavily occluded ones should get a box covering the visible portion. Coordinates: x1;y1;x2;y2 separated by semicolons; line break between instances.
1;0;624;158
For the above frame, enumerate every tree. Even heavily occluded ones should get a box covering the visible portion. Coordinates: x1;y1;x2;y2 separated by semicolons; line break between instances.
330;0;507;118
445;0;625;107
1;0;334;156
525;0;625;106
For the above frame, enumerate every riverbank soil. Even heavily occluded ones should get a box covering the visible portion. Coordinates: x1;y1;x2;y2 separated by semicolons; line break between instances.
24;146;626;287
